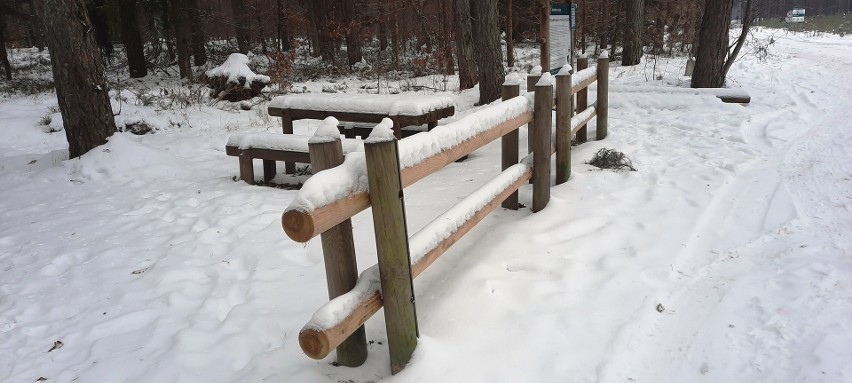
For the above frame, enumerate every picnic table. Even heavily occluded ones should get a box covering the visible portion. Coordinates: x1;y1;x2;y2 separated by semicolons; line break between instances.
268;93;456;139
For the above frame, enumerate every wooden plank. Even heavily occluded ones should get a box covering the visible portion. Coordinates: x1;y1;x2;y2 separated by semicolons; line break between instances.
576;57;589;143
501;83;521;210
308;137;367;367
364;138;418;375
532;81;553;212
282;112;533;242
555;71;572;185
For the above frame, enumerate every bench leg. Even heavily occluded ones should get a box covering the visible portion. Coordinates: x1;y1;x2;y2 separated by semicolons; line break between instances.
238;154;255;184
263;160;276;182
285;162;296;175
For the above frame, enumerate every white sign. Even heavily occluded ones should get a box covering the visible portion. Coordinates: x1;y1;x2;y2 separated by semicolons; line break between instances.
549;3;572;71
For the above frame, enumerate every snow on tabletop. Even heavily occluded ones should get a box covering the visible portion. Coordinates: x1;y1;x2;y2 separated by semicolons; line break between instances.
285;95;534;214
600;49;610;59
503;72;521;86
536;72;555;87
268;93;457;116
557;64;573;76
308;117;341;144
304;266;381;331
530;65;543;75
205;53;270;87
365;118;396;143
409;161;532;265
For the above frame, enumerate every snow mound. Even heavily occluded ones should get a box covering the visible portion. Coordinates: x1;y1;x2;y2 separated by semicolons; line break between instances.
205;53;270;87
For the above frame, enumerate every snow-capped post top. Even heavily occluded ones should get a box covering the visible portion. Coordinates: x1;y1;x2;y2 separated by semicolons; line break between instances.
600;50;610;59
536;72;555;87
530;66;543;75
365;118;396;143
309;117;341;144
557;64;572;76
503;72;521;86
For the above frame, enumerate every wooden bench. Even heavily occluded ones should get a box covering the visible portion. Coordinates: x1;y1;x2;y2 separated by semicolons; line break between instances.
225;133;363;184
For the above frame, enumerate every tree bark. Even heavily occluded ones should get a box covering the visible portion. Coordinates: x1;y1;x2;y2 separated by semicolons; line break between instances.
187;0;207;66
342;0;362;67
600;0;609;50
442;0;455;74
231;0;250;54
622;0;643;65
86;0;113;59
506;0;514;67
723;0;752;78
118;0;147;77
454;0;477;90
692;0;733;88
43;0;116;158
0;14;11;80
310;0;335;62
539;0;549;70
472;0;505;103
277;0;291;51
173;0;193;79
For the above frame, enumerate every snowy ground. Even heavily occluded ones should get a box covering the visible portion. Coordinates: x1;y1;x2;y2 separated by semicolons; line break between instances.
1;30;851;383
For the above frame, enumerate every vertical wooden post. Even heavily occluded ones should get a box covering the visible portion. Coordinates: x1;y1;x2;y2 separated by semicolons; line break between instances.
555;68;572;185
539;0;550;71
364;136;418;375
596;52;610;140
390;117;402;139
238;153;254;184
281;111;297;174
532;78;553;213
526;73;541;155
262;160;276;182
501;81;521;210
308;137;368;367
576;57;589;143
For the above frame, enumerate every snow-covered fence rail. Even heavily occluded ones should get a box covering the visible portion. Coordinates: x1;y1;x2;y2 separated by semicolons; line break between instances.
285;55;610;373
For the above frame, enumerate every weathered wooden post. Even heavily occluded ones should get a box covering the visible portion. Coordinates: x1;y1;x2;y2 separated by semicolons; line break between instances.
532;74;553;213
306;117;368;367
596;51;609;140
501;75;521;210
575;56;589;143
555;65;572;185
363;119;418;375
280;111;296;174
526;67;542;156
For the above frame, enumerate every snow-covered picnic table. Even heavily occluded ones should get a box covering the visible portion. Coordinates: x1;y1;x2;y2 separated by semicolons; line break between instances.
268;93;456;138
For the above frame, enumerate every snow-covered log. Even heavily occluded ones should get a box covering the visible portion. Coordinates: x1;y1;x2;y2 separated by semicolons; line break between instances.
205;53;270;102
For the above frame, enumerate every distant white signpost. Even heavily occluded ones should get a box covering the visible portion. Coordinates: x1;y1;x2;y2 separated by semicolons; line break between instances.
785;8;805;23
549;2;576;73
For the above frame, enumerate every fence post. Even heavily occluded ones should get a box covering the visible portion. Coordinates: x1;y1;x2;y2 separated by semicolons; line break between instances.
596;51;610;140
555;66;572;185
526;71;542;156
364;131;418;375
576;57;589;143
307;125;368;367
281;111;297;174
532;76;553;213
501;79;521;210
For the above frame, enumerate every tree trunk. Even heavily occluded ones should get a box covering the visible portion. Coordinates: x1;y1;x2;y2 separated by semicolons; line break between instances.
506;0;514;67
342;0;362;67
231;0;250;54
277;0;291;51
119;0;147;77
539;0;549;70
692;0;734;88
454;0;477;90
0;14;11;80
472;0;505;104
187;0;207;66
622;0;643;65
86;0;113;59
43;0;116;158
310;0;335;62
442;0;455;74
600;0;609;50
391;1;400;70
173;0;193;79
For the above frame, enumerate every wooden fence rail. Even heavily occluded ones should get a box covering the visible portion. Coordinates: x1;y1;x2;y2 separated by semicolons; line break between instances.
286;53;610;373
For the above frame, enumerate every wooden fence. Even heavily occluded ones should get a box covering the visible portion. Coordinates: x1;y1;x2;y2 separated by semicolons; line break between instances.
282;54;610;374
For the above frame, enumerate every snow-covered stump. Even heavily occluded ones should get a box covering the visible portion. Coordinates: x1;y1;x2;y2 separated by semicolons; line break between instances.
575;57;589;143
205;53;270;102
596;52;610;140
555;66;573;184
533;75;554;212
306;120;367;367
363;128;418;375
501;79;521;210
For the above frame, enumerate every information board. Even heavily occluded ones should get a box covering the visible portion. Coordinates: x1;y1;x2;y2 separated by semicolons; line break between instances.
549;2;573;71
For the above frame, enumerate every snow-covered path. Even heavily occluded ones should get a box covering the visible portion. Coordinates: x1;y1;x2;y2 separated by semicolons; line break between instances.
1;31;850;383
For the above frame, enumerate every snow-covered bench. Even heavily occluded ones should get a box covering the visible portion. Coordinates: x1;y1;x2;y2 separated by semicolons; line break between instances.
225;133;363;184
268;93;456;139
